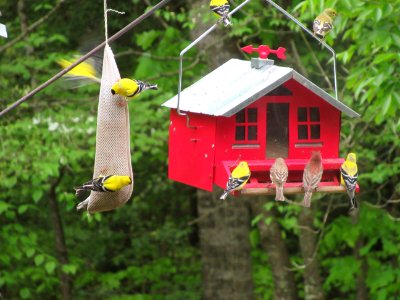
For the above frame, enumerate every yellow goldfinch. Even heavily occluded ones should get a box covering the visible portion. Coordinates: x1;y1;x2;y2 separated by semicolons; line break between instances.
220;161;251;200
111;78;158;99
340;153;358;212
210;0;232;27
74;175;132;199
302;152;323;207
313;8;337;39
270;158;288;201
57;57;100;84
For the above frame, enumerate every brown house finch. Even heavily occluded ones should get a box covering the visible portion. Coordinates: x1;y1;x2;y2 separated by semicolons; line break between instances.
302;152;323;207
270;158;288;201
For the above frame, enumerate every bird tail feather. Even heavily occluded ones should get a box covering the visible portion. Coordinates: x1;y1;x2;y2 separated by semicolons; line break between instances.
275;185;285;201
302;191;312;207
349;196;358;210
145;83;158;90
76;199;89;211
223;15;232;27
220;191;229;200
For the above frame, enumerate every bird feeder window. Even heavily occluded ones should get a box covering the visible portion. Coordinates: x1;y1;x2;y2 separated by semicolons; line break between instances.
266;85;293;96
297;107;321;141
266;103;289;158
235;108;258;142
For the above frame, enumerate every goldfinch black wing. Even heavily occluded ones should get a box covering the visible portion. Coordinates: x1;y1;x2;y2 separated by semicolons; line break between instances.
74;188;90;200
210;4;230;17
340;168;358;189
226;174;250;191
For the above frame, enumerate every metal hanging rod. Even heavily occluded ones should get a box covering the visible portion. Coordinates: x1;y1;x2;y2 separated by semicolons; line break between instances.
263;0;338;99
176;0;253;119
0;0;172;118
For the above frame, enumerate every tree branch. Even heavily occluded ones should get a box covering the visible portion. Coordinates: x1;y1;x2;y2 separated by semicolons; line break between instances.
0;0;64;53
286;200;332;271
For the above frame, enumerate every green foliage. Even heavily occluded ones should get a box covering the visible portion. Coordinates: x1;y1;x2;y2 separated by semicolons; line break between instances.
1;0;400;299
0;1;201;299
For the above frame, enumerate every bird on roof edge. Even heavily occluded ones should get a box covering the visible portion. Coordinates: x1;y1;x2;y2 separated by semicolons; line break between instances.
313;8;337;39
210;0;232;27
302;152;323;207
220;161;251;200
340;153;359;214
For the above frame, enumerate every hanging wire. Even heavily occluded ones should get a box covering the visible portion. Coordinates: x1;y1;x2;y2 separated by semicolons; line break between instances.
176;0;253;127
104;0;125;45
176;0;338;128
263;0;338;99
0;0;172;118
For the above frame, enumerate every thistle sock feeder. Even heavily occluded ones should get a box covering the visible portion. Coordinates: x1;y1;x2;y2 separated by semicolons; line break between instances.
77;45;133;213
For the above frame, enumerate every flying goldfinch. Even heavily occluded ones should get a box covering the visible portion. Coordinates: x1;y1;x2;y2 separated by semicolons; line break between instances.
340;153;358;212
57;56;101;85
74;175;132;199
302;152;323;207
313;8;337;39
210;0;232;27
220;161;251;200
111;78;158;99
270;158;288;201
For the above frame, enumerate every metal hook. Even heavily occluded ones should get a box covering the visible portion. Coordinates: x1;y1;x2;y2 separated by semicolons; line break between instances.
176;0;253;128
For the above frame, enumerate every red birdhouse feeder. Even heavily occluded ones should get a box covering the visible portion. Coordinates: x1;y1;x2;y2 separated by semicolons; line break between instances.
162;51;360;196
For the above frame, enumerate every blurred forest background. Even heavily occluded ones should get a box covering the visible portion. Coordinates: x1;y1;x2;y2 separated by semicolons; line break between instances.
0;0;399;299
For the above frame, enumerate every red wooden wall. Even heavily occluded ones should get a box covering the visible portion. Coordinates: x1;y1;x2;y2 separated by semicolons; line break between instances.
213;80;341;189
167;80;342;191
168;110;216;191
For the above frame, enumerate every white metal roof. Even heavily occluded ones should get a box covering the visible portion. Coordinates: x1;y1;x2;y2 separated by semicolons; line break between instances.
162;59;360;118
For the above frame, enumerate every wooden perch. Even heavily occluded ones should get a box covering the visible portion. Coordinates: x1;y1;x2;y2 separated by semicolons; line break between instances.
241;184;348;196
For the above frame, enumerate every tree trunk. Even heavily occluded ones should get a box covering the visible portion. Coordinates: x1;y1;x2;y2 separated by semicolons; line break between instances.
298;208;325;300
188;2;254;299
17;0;35;86
197;188;253;300
49;173;72;300
250;199;298;300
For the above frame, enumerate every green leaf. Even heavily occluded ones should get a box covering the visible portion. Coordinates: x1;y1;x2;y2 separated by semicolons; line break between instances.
264;217;273;225
381;94;392;117
263;202;274;211
19;288;31;299
251;214;263;226
375;8;382;22
249;229;260;247
45;261;56;274
25;248;35;258
136;30;161;50
373;53;398;64
34;254;44;266
62;264;78;275
392;34;400;47
0;201;10;214
32;190;43;202
18;205;29;214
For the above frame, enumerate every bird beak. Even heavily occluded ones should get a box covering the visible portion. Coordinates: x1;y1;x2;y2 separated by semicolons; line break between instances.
111;89;116;95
